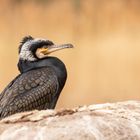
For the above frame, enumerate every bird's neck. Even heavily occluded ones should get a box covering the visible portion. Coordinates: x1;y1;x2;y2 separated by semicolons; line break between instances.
18;57;67;88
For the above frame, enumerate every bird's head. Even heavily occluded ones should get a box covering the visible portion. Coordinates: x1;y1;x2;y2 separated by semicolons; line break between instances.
19;36;73;61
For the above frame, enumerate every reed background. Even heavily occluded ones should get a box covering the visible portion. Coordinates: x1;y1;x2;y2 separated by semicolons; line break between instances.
0;0;140;108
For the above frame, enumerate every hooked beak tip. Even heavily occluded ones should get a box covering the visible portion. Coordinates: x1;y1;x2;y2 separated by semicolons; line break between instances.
65;43;74;48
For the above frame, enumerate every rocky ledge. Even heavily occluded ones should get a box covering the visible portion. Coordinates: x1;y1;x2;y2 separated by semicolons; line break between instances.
0;100;140;140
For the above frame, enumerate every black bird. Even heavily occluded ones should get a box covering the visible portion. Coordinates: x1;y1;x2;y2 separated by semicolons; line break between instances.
0;36;73;119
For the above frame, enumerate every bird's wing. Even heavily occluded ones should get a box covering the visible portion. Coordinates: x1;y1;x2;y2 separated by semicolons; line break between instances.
0;67;59;118
0;75;20;101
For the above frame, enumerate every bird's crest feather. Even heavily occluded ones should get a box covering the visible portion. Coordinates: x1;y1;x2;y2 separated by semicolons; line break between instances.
19;36;34;53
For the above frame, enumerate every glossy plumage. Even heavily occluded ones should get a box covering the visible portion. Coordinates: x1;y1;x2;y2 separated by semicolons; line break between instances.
0;36;72;119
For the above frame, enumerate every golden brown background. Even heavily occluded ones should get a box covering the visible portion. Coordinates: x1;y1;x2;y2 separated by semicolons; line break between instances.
0;0;140;108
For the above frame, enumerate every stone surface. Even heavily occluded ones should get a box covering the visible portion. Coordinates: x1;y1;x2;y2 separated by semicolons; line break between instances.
0;101;140;140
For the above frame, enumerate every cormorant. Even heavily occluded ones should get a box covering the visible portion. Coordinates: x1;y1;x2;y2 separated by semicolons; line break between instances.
0;36;73;119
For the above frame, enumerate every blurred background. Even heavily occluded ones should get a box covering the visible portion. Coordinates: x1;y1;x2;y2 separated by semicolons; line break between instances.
0;0;140;108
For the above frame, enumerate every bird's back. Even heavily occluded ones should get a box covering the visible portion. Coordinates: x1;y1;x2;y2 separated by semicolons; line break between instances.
0;67;59;119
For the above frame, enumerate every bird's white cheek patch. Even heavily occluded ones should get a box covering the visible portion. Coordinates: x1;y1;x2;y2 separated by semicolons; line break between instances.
19;41;37;61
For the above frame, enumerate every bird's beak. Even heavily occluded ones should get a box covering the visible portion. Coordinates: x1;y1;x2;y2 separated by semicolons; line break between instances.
36;43;73;58
37;43;74;56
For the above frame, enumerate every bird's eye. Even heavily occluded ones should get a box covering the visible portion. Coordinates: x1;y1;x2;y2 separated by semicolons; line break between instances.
42;45;49;48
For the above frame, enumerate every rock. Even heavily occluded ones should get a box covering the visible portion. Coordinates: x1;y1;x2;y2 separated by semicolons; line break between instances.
0;100;140;140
